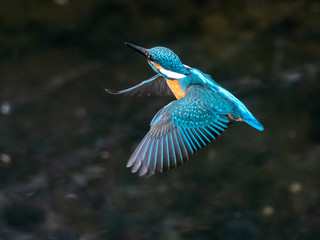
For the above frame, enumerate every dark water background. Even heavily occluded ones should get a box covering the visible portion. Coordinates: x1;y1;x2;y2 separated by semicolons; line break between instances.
0;0;320;239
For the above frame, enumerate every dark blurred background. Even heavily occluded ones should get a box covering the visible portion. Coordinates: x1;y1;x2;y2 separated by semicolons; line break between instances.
0;0;320;239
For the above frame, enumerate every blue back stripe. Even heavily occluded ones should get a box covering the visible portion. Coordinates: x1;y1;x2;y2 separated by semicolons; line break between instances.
186;128;201;149
170;133;177;166
173;130;183;161
179;127;194;153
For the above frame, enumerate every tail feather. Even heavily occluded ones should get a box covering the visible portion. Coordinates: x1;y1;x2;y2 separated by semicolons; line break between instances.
217;86;264;131
243;118;264;131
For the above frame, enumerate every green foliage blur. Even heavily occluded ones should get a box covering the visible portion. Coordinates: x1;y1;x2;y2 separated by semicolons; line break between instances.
0;0;319;239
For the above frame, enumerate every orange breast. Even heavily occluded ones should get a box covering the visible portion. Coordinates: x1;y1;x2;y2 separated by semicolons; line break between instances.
150;61;185;99
166;79;185;99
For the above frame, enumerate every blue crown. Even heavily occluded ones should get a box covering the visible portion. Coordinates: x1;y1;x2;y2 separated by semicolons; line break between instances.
147;47;189;75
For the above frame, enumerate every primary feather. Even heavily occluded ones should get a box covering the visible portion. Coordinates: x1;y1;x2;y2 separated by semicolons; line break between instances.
126;85;231;176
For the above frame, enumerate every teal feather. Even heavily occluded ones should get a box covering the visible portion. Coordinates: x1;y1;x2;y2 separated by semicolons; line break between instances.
107;44;264;176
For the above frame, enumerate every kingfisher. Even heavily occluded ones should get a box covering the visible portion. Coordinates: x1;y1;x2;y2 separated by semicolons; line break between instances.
106;42;264;177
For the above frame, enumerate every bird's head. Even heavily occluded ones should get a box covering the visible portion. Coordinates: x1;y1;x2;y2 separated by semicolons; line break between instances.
125;42;189;79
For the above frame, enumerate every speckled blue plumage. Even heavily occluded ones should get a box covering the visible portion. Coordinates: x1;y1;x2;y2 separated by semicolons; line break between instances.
148;47;189;75
107;44;264;176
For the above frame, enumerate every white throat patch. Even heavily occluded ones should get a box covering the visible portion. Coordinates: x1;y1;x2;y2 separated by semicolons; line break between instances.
159;68;186;79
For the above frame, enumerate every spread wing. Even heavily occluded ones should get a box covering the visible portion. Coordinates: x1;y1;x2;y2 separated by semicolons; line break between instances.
126;85;232;176
105;74;173;97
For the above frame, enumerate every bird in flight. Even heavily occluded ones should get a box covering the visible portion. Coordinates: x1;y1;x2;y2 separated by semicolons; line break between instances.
106;42;264;177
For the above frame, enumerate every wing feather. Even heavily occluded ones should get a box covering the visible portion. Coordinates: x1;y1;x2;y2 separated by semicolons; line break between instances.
127;85;231;176
106;74;173;97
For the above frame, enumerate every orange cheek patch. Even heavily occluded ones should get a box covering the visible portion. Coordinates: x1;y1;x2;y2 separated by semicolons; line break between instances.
150;61;162;71
166;79;185;99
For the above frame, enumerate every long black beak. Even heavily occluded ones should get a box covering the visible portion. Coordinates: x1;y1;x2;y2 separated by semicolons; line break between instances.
124;42;147;56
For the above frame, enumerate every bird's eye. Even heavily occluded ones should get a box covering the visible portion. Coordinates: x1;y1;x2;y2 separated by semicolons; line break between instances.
148;55;154;61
